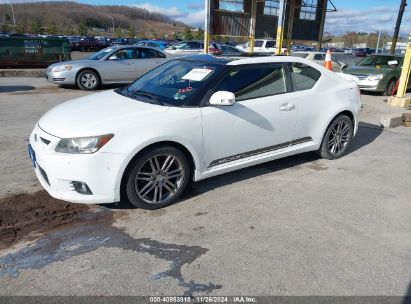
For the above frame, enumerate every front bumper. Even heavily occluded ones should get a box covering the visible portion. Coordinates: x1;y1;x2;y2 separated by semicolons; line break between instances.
29;124;125;204
45;68;77;85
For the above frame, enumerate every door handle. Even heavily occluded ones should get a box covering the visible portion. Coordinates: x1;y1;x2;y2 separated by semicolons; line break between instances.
279;103;295;111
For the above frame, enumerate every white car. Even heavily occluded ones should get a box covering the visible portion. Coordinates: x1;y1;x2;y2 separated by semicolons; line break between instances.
237;39;287;54
29;55;361;209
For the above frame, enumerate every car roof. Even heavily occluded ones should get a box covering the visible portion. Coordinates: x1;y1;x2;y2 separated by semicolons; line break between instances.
177;54;322;67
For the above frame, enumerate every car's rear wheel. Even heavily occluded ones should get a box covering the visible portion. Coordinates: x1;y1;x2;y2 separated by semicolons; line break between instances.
318;115;353;160
76;69;100;91
384;79;397;96
125;146;190;209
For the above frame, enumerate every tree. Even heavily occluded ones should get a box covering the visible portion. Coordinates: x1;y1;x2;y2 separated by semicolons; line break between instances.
115;27;123;38
194;28;204;40
16;23;26;35
31;19;43;34
1;24;11;33
47;21;58;35
172;31;179;40
127;25;135;38
150;30;158;39
78;22;88;36
184;27;193;40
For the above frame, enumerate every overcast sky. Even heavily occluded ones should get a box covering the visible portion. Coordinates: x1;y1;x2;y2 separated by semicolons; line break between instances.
1;0;410;37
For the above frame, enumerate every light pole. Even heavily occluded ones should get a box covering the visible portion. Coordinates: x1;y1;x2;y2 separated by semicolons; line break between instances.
107;15;114;36
9;1;16;25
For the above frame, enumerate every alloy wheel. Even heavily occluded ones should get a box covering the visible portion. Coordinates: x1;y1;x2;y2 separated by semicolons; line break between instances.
80;73;97;89
134;154;185;204
327;120;351;155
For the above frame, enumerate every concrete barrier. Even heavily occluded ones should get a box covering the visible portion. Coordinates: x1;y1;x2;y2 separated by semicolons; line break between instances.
381;113;404;128
0;69;45;78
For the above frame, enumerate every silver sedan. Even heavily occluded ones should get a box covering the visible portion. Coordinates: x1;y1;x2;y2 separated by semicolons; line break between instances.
46;46;171;90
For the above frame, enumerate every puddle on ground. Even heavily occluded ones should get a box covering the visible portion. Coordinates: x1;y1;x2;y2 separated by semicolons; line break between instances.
0;192;221;296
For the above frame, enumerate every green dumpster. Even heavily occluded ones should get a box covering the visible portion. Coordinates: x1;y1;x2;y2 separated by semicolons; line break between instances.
0;36;71;68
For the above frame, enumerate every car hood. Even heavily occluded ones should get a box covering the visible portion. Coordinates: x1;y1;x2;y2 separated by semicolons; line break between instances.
343;66;388;75
39;90;168;138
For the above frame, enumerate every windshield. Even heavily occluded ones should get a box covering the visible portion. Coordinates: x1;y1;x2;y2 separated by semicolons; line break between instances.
88;48;114;60
122;59;225;106
357;55;396;67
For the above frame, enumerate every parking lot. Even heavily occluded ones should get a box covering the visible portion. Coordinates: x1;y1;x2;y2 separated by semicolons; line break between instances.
0;74;411;296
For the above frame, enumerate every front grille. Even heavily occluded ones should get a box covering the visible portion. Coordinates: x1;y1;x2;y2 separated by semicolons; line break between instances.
38;165;50;186
355;74;369;80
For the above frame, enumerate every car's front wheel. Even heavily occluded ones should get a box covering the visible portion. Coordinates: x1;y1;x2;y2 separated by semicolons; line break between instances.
76;69;100;91
125;146;191;209
318;115;354;160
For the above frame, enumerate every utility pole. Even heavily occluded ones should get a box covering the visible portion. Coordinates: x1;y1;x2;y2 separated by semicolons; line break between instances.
275;0;286;55
391;0;407;54
388;31;411;108
248;0;257;54
204;0;210;53
376;31;381;54
9;1;16;25
108;15;114;36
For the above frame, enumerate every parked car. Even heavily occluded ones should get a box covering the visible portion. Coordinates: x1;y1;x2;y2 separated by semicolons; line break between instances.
166;40;221;55
31;54;360;209
110;38;128;46
77;37;100;52
219;44;245;56
46;46;170;90
237;39;287;54
136;40;167;50
344;48;354;55
292;51;343;72
68;36;81;51
342;54;410;95
355;48;368;57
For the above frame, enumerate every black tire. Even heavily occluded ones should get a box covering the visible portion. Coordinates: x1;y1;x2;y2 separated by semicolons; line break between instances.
318;115;354;160
76;69;100;91
384;79;397;96
125;146;191;209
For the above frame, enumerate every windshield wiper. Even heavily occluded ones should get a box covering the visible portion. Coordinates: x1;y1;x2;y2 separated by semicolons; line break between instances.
125;89;163;105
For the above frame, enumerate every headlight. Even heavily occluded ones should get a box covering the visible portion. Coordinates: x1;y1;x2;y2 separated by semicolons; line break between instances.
366;74;384;81
55;134;113;154
51;64;73;72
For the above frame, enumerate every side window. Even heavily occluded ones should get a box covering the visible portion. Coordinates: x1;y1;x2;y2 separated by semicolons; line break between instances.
113;48;135;60
136;48;157;59
289;63;321;91
187;42;201;49
214;65;287;101
265;41;275;48
254;41;264;47
313;54;325;61
156;51;166;58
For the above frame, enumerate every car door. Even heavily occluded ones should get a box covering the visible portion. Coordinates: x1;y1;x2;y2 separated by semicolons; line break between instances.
132;48;161;79
99;48;136;82
286;62;327;143
200;64;298;168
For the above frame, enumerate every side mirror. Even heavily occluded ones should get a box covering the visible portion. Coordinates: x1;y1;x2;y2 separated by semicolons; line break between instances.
209;91;235;106
108;55;118;60
172;46;177;50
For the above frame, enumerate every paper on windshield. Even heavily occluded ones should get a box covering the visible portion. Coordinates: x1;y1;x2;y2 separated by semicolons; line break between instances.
182;68;213;81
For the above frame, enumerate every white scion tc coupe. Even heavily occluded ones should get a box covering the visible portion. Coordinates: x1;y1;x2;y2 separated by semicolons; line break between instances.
29;55;361;209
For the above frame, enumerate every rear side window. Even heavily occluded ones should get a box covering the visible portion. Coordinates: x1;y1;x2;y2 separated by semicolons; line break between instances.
289;63;321;91
314;54;325;60
156;51;166;58
136;48;157;59
214;65;287;101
